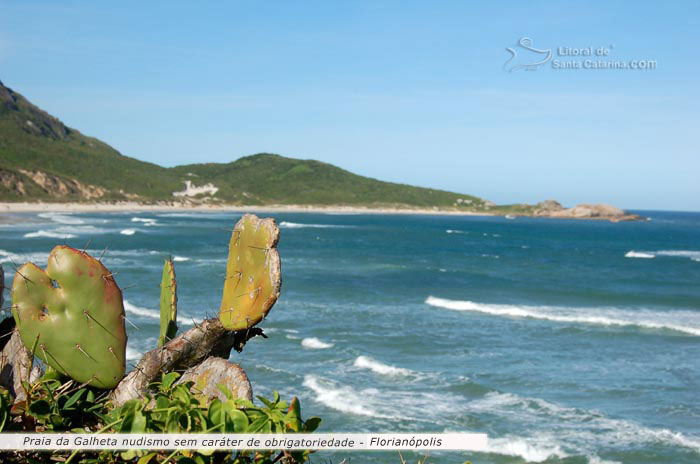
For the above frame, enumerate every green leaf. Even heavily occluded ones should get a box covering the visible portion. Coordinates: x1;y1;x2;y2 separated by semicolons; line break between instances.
28;400;51;417
161;372;180;390
63;388;86;409
131;410;147;433
228;408;249;432
247;415;269;433
137;452;157;464
208;399;224;425
216;383;233;401
303;417;321;432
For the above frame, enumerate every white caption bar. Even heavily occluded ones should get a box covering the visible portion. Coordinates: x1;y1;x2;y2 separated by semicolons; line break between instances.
1;433;488;451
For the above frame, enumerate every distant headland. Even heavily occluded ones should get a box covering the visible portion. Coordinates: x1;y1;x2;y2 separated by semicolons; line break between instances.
0;80;640;221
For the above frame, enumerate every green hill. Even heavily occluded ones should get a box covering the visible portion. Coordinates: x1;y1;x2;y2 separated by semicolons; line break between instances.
0;79;493;211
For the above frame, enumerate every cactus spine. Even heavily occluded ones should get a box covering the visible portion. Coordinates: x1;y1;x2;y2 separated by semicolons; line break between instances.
11;246;127;388
158;257;178;347
219;214;281;331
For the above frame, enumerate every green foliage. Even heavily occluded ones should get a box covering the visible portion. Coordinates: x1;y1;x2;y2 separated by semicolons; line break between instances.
1;372;320;464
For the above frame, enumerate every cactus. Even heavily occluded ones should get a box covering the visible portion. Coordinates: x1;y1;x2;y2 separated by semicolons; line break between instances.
158;258;178;347
219;214;281;331
0;264;4;313
10;245;127;388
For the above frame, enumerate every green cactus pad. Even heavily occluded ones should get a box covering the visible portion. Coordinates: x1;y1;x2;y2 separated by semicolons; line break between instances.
158;258;178;347
219;214;281;331
11;246;127;388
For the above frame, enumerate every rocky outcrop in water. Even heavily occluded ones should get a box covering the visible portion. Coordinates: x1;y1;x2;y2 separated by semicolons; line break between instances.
533;200;642;222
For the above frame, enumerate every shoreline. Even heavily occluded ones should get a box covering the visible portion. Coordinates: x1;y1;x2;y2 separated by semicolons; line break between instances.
0;201;496;217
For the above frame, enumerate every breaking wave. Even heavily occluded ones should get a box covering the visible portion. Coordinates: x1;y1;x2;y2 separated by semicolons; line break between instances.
123;300;159;319
425;296;700;336
280;222;351;229
24;230;76;239
625;249;700;261
301;337;334;349
353;356;413;377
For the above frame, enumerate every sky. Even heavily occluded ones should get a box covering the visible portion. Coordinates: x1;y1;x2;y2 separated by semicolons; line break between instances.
1;1;698;210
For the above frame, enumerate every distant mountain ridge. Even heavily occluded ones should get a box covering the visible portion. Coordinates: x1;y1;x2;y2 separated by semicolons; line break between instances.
0;80;640;220
0;80;497;212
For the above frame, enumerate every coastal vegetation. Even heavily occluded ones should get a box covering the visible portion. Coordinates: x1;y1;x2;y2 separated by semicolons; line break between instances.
0;214;321;463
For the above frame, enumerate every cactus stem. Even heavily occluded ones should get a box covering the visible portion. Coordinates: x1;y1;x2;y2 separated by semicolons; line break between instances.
247;245;269;252
122;314;140;330
108;346;119;360
75;343;96;362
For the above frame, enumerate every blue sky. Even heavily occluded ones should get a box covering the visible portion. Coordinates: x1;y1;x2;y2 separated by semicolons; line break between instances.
1;1;698;210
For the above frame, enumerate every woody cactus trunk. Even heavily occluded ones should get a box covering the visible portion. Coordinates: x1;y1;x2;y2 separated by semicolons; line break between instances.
0;214;281;409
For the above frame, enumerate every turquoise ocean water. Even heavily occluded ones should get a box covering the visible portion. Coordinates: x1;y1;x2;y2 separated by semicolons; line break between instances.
1;210;699;464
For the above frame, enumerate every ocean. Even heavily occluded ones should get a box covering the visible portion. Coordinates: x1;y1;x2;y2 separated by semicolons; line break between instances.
1;210;699;464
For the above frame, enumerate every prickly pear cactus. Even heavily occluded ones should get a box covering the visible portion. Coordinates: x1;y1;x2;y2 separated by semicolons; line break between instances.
158;258;177;347
0;264;4;313
11;246;127;388
219;214;281;331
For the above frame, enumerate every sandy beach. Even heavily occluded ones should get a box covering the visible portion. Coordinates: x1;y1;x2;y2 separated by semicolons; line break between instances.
0;201;495;217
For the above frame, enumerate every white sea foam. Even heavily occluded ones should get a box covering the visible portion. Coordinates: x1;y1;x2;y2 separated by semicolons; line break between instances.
280;221;350;229
131;217;158;226
353;356;413;377
301;337;334;349
123;300;159;319
172;256;190;262
587;456;622;464
486;436;567;462
625;251;655;259
425;296;700;336
445;229;466;234
179;315;204;326
24;230;77;239
38;212;85;225
0;249;49;265
302;375;384;417
125;347;143;361
468;391;700;457
624;249;700;261
120;229;137;235
303;375;462;422
656;249;700;260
